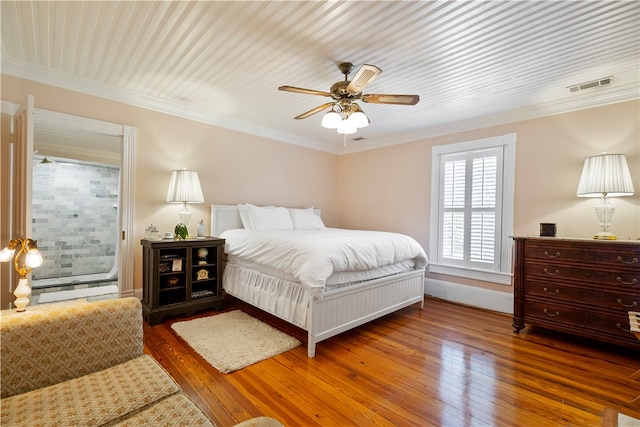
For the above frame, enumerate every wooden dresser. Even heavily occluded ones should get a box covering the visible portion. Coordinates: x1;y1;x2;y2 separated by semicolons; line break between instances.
512;237;640;350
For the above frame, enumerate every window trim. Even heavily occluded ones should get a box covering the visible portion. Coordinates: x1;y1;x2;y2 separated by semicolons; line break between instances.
429;133;516;285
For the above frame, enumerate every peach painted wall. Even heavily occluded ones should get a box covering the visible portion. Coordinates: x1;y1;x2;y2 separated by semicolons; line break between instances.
338;100;640;293
2;74;638;298
1;74;339;294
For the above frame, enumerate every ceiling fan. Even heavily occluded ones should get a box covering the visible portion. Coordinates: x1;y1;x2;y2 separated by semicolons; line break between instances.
278;62;420;135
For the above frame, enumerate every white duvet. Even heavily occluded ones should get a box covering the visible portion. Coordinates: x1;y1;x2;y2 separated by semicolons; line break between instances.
220;228;428;297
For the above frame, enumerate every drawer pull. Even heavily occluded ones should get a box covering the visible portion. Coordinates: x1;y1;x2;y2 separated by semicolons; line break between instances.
544;308;560;317
617;256;639;265
543;268;560;276
616;277;639;286
617;299;638;308
617;323;631;333
544;251;560;258
543;287;560;295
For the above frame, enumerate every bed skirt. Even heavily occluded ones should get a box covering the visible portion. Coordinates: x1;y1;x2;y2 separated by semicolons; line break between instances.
223;263;310;328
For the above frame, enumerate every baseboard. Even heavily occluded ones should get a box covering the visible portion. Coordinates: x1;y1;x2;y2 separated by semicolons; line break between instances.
424;278;513;314
131;288;143;300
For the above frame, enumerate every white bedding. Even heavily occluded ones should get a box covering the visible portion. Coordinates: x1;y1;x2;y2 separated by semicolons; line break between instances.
226;255;417;289
220;228;428;297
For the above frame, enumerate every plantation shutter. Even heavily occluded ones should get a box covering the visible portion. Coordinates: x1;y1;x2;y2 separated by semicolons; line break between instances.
439;147;503;271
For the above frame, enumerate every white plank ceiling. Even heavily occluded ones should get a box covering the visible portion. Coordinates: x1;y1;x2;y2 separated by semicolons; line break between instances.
2;1;639;154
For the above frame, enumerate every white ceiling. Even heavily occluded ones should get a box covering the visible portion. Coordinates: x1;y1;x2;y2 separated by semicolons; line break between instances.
2;1;639;154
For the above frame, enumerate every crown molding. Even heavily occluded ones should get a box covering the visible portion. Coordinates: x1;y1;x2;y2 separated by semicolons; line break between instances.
1;100;20;116
1;58;341;155
339;88;639;154
3;58;637;157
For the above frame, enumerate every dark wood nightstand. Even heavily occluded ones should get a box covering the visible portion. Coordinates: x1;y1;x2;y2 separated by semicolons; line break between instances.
141;237;225;325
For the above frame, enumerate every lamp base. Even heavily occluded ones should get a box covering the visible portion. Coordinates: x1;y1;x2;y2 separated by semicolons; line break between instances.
14;277;31;312
594;231;617;240
592;196;617;240
178;202;192;227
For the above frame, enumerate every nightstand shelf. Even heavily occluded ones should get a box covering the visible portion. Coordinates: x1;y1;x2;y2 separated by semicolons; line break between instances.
141;237;225;325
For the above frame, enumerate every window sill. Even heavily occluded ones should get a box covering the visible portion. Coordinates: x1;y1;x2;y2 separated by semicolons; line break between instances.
428;263;513;285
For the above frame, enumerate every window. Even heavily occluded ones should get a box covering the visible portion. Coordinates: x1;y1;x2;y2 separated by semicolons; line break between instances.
429;133;516;284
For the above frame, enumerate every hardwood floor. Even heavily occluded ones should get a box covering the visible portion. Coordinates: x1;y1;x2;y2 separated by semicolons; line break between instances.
143;296;640;426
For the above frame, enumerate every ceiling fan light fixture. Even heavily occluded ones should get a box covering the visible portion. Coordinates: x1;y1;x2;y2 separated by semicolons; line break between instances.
321;110;341;129
337;118;358;135
280;62;419;138
350;110;369;128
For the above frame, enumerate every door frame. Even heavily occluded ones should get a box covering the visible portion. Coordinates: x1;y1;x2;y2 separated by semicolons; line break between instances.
1;99;136;303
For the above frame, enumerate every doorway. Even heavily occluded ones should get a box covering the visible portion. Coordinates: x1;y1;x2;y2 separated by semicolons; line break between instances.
0;100;136;308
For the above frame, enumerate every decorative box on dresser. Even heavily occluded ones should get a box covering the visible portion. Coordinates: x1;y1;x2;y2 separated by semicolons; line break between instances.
512;237;640;350
141;237;225;325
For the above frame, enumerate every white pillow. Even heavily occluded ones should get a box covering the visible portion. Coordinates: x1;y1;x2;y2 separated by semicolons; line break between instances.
237;204;253;230
288;207;326;230
247;204;294;231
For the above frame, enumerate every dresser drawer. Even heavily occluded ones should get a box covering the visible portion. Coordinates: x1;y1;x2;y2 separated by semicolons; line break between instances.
525;260;640;289
525;299;639;348
525;279;639;312
524;240;640;269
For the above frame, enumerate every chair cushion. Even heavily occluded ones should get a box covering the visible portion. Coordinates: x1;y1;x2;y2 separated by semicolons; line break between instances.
1;355;179;427
1;297;143;398
107;393;215;426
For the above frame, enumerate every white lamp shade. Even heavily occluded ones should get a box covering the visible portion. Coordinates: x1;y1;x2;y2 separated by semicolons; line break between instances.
576;153;635;197
166;170;205;203
0;247;16;262
25;248;43;268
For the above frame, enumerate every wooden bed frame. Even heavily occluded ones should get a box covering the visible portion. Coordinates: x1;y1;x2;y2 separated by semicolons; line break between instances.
210;204;426;357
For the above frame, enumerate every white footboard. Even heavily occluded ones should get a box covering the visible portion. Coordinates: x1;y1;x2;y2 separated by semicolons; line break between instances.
306;269;425;357
223;266;425;357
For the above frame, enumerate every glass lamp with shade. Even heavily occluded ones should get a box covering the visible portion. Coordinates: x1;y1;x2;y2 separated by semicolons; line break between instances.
576;153;635;240
166;169;205;229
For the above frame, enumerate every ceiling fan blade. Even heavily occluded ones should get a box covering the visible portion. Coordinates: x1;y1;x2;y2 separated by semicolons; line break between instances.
279;85;332;97
294;102;335;119
362;94;420;105
346;64;382;93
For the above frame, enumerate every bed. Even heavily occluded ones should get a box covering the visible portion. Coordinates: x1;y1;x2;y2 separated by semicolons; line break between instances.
211;204;428;357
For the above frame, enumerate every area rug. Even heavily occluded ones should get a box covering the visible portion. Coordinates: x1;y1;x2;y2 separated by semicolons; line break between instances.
171;310;301;373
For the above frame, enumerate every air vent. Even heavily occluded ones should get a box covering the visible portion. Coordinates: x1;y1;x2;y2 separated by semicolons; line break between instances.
352;136;366;141
568;76;613;93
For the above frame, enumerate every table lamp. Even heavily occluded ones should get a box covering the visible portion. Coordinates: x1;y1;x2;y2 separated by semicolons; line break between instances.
0;238;44;311
576;153;635;240
166;169;204;227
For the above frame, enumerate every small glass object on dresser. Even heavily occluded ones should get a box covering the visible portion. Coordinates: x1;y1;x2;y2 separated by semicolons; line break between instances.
144;224;162;240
